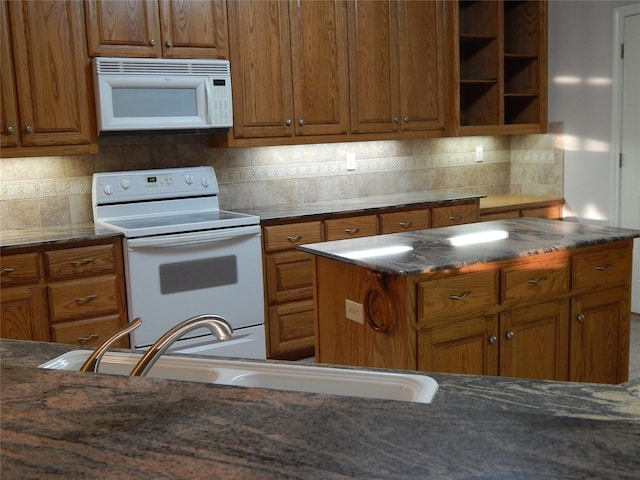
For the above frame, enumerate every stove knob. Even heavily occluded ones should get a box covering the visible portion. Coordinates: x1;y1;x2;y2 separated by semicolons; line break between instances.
103;184;112;196
201;177;210;187
121;178;130;190
185;174;193;185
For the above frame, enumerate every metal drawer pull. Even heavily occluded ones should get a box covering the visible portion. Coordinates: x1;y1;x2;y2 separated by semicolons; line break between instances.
77;333;100;344
1;267;15;275
448;291;471;301
506;331;515;340
286;235;302;243
577;313;585;323
595;264;613;271
345;227;360;235
70;258;94;266
399;221;413;228
488;335;497;345
449;215;462;222
527;276;548;285
74;294;97;305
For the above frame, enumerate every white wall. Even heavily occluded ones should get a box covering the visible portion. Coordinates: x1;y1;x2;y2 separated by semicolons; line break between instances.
548;0;636;225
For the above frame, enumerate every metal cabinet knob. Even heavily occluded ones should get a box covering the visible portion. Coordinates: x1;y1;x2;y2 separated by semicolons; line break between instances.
393;116;399;123
506;331;515;340
6;125;15;134
403;116;409;123
165;40;173;47
488;335;497;345
298;119;304;126
285;119;292;126
149;39;157;46
577;313;585;323
25;125;33;133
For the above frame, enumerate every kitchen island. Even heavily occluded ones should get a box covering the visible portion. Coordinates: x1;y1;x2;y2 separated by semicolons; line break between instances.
299;218;640;384
1;339;639;479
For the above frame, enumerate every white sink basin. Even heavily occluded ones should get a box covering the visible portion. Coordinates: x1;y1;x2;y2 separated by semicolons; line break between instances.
39;350;438;403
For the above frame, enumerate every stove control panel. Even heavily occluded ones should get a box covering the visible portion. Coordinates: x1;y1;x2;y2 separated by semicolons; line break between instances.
93;166;219;205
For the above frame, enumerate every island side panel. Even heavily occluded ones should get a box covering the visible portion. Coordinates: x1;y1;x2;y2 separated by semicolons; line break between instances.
313;256;413;370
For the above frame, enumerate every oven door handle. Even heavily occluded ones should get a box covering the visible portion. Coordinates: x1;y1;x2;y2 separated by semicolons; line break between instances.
127;225;260;249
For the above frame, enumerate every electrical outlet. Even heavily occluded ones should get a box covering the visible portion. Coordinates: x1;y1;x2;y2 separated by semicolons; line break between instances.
345;299;364;324
346;153;356;171
475;146;484;162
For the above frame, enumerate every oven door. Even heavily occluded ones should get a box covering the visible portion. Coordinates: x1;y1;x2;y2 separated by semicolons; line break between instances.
124;225;265;359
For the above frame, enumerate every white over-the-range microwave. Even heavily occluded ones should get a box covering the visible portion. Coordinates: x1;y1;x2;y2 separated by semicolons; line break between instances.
93;57;233;134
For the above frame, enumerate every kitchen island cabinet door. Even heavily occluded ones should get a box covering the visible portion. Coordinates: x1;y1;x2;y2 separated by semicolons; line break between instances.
500;300;569;381
0;286;49;342
418;315;499;376
570;286;630;384
3;0;96;156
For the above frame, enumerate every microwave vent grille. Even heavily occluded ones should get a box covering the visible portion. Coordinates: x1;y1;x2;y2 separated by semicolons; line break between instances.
95;58;230;76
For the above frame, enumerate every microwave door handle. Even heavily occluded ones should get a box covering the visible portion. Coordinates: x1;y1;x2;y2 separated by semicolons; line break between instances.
204;77;213;125
127;227;260;249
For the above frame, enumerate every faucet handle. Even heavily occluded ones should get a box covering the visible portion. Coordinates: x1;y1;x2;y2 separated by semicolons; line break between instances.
79;318;142;373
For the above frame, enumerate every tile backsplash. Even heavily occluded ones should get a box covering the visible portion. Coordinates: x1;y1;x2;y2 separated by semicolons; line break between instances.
0;125;563;232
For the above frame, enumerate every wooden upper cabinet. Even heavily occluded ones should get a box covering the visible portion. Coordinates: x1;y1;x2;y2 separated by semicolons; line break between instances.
289;0;350;136
347;0;446;135
227;0;349;140
1;0;95;157
85;0;228;59
454;0;547;135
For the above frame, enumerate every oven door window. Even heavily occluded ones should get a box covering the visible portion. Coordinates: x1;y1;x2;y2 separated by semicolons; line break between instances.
159;255;237;294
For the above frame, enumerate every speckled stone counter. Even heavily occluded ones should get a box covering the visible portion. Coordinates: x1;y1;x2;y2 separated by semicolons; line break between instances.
240;191;483;222
1;339;639;479
298;217;640;276
0;223;120;250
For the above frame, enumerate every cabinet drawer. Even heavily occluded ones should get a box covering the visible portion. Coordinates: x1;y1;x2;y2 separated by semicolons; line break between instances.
572;246;632;290
522;205;563;220
265;250;315;304
0;252;40;285
325;215;378;241
45;244;116;279
480;210;520;222
48;276;120;321
431;204;478;227
267;300;315;359
418;271;498;322
264;221;323;252
502;257;569;302
51;315;128;348
379;209;430;234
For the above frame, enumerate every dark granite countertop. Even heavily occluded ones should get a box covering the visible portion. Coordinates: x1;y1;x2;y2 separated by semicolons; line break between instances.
1;339;639;479
298;218;640;276
239;191;483;222
0;223;120;250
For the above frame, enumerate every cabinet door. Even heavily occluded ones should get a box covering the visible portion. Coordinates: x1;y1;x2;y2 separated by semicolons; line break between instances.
267;300;315;360
418;315;499;375
289;0;349;136
8;0;94;148
158;0;227;58
0;286;49;342
347;0;399;133
500;300;569;381
85;0;162;57
227;0;294;139
397;0;446;132
265;250;315;304
570;287;629;384
0;1;19;148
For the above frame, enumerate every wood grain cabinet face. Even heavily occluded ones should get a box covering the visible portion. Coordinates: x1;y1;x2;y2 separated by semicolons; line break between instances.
228;0;348;140
324;215;378;241
1;0;96;158
501;257;569;303
347;0;446;135
431;203;479;227
379;209;430;234
85;0;228;59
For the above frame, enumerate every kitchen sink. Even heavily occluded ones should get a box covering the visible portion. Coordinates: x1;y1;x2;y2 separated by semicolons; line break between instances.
39;350;438;403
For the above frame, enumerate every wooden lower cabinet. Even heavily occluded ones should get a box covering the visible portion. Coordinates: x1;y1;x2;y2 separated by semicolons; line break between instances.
314;240;633;384
267;300;315;359
0;237;129;348
570;286;629;384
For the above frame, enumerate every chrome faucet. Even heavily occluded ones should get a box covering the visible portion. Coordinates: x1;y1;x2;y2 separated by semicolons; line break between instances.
80;318;142;373
129;314;233;377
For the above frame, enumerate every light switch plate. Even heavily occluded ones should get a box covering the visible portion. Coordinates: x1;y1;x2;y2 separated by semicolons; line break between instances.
345;299;364;324
346;153;356;171
475;146;484;162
